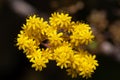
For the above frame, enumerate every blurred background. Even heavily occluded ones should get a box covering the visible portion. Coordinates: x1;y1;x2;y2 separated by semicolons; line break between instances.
0;0;120;80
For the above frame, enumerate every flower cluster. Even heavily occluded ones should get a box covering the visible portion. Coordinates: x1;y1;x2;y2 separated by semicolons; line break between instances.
16;12;99;79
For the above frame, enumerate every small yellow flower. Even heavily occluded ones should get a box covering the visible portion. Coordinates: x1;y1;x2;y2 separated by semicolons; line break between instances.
26;15;48;32
70;54;81;69
41;48;53;60
54;43;74;69
16;31;37;53
49;12;71;29
31;55;49;71
27;49;42;61
78;54;99;78
70;23;94;46
48;30;63;46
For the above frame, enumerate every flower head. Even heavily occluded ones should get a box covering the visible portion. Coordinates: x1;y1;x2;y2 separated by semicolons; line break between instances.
70;22;95;46
78;54;99;78
49;12;72;29
16;12;98;79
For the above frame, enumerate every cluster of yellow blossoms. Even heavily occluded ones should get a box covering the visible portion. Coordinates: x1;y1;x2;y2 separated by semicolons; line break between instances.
16;12;99;79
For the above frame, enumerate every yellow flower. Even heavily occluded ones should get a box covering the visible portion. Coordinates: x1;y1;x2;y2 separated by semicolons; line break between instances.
24;15;48;44
65;50;98;79
16;31;37;53
78;54;99;78
16;31;28;50
70;23;94;46
70;54;82;69
26;15;41;30
54;43;74;69
56;52;70;69
41;48;53;60
31;55;49;71
48;30;63;46
26;15;48;33
49;12;71;29
27;49;42;61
